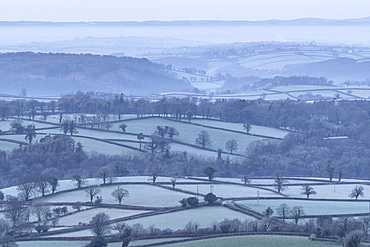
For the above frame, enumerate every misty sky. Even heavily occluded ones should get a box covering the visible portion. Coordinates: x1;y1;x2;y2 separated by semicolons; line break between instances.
1;0;370;22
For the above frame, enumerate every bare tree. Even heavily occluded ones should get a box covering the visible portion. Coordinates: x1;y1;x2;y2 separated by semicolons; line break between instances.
47;176;59;194
111;187;129;205
17;176;36;201
241;175;251;185
90;213;110;236
325;161;335;182
4;197;27;227
30;200;50;223
85;187;101;203
170;178;177;188
137;133;145;150
349;186;364;200
291;206;305;225
225;139;238;154
148;165;161;183
301;185;317;198
274;171;288;193
195;130;212;149
36;175;50;197
98;168;111;185
276;203;290;222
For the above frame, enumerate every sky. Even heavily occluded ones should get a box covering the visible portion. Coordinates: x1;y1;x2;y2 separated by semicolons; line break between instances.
1;0;370;22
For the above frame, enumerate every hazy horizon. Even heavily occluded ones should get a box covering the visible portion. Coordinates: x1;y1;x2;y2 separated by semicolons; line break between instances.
2;0;370;22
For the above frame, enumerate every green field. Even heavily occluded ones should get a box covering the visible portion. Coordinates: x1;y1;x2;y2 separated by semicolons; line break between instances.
158;235;341;247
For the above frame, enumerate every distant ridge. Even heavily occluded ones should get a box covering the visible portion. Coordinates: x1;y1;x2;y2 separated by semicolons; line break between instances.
1;17;370;26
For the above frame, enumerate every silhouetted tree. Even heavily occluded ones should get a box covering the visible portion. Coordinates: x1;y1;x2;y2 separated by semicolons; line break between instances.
225;139;238;154
25;124;36;144
195;130;212;148
349;186;364;200
119;124;127;132
276;203;290;222
90;213;110;236
203;166;217;181
301;185;317;198
204;192;217;204
85;187;101;203
291;206;305;225
111;187;129;205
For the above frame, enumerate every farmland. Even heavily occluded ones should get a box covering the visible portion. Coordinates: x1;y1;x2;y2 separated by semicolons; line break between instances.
158;235;342;247
0;175;369;246
0;115;290;157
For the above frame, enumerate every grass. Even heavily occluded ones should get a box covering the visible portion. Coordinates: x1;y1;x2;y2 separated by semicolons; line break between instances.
158;235;341;247
238;199;370;217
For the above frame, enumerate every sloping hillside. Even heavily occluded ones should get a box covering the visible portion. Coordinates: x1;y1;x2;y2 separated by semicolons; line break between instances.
0;52;192;96
286;58;370;81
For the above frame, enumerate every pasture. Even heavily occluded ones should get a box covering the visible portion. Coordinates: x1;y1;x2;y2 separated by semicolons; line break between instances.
158;235;342;247
44;184;191;207
238;199;370;217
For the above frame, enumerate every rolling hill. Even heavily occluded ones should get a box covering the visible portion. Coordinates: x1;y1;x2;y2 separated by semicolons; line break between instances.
0;52;192;96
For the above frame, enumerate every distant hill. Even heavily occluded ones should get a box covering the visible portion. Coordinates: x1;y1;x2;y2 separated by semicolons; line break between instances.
0;52;191;96
1;17;370;26
285;58;370;82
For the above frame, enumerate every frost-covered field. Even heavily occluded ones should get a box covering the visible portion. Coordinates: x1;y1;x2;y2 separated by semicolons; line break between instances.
172;184;280;198
44;184;190;207
0;140;20;151
57;208;149;226
54;206;254;237
35;114;138;124
0;176;204;199
238;199;370;216
191;119;289;139
280;184;370;200
113;117;263;155
214;177;326;185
